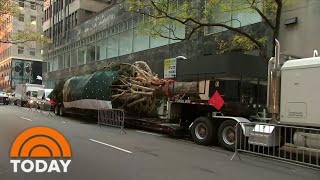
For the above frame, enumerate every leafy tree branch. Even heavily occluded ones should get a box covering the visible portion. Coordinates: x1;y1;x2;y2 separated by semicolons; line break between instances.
126;0;289;56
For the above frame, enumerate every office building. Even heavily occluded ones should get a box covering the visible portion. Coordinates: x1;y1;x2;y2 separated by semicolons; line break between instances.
0;0;43;91
42;1;273;88
279;0;320;59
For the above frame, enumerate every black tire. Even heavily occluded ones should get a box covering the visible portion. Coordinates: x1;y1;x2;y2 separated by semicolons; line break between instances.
23;101;27;107
218;120;247;151
59;104;65;116
54;105;60;116
218;120;236;151
17;100;21;107
191;117;215;145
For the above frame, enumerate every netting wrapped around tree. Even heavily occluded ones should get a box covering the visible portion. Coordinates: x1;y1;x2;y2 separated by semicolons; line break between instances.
63;71;117;102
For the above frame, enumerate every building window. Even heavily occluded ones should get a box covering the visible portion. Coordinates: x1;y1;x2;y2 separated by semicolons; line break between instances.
150;26;169;48
18;14;24;22
133;28;149;52
30;16;36;25
119;30;133;56
169;23;185;44
107;34;119;58
30;2;36;10
86;44;96;63
96;39;107;60
42;62;48;73
71;49;78;66
30;48;36;56
18;0;24;8
64;51;71;68
58;54;64;69
78;46;86;65
18;46;24;54
204;0;262;35
53;56;58;71
74;11;78;26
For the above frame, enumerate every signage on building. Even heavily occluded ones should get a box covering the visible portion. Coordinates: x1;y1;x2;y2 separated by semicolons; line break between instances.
164;58;177;79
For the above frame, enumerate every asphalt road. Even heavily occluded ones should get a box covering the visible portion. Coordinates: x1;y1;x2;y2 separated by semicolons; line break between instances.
0;105;319;180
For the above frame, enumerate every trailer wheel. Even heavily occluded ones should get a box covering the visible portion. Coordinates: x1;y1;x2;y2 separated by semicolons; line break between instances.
54;105;60;116
191;117;215;145
59;104;65;116
217;120;237;151
217;120;247;151
17;100;22;107
20;101;25;107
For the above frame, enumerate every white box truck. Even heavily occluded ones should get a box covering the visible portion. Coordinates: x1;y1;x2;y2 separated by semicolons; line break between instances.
14;84;44;107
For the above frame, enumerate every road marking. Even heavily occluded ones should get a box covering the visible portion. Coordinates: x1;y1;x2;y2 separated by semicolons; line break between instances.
136;131;163;137
89;139;132;154
20;117;33;122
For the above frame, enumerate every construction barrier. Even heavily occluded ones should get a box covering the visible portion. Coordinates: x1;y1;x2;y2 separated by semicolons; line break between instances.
24;100;54;117
40;102;53;116
98;109;125;130
232;122;320;168
27;100;40;113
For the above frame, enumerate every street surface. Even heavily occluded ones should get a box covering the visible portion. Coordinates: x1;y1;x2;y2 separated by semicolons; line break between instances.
0;105;319;180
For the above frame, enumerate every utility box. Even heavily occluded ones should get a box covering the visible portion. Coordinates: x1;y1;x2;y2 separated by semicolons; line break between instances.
280;57;320;127
249;124;280;147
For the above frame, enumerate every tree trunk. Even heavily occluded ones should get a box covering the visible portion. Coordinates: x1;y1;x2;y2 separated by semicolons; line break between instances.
273;0;283;55
168;82;198;97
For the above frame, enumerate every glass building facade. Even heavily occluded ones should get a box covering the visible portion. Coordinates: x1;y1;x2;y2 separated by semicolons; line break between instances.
43;16;185;74
43;0;264;89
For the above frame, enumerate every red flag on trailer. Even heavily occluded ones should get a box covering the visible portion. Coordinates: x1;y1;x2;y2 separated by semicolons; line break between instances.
208;91;224;110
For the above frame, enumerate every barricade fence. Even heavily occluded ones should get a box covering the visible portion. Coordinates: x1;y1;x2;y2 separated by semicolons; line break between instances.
28;100;40;112
40;102;54;116
26;100;53;117
98;109;125;130
232;122;320;168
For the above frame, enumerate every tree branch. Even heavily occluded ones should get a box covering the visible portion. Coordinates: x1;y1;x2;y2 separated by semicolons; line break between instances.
186;25;201;40
127;0;271;55
149;1;264;52
0;39;29;44
206;22;264;53
151;26;184;41
274;0;282;39
250;3;275;29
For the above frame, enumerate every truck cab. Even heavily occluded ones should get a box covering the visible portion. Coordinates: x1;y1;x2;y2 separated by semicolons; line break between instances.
245;40;320;151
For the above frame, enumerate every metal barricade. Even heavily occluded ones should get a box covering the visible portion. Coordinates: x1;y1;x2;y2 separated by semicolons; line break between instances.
232;122;320;168
40;102;53;116
98;109;125;131
27;100;40;113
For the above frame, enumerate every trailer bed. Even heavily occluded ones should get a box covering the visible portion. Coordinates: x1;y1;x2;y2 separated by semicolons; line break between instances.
124;117;185;137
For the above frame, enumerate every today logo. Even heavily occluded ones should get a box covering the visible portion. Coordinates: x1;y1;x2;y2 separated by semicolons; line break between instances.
10;126;72;173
